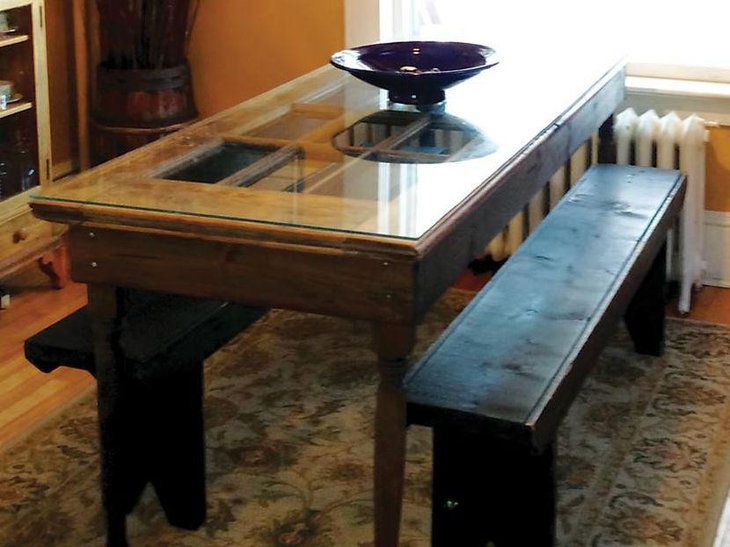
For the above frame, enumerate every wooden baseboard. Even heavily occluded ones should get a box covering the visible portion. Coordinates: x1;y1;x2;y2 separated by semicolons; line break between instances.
51;159;78;181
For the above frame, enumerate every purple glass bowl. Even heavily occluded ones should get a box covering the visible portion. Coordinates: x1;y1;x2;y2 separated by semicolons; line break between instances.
330;41;498;106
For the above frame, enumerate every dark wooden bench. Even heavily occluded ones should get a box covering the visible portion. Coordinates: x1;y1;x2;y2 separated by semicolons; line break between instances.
24;291;265;542
404;165;686;546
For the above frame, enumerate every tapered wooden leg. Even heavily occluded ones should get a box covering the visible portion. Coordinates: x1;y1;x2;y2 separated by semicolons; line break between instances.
432;428;556;547
145;362;207;529
372;322;415;547
625;242;667;356
38;243;70;289
88;285;131;547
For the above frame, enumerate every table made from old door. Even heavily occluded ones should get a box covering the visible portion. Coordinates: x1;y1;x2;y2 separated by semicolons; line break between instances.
30;46;625;546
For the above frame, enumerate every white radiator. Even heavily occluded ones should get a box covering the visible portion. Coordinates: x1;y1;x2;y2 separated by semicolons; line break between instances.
615;108;706;314
486;140;595;261
485;107;706;314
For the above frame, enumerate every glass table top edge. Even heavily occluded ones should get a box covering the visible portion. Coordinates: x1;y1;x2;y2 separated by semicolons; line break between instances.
31;53;626;245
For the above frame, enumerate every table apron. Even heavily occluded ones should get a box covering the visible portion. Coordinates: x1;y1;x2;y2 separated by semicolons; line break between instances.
68;226;416;323
414;65;626;316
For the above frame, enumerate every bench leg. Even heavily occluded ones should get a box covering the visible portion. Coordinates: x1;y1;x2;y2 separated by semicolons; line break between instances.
143;362;207;529
432;427;556;547
598;114;617;164
625;242;666;356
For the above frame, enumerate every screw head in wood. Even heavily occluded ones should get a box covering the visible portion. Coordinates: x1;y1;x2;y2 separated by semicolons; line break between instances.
90;262;98;268
444;499;460;511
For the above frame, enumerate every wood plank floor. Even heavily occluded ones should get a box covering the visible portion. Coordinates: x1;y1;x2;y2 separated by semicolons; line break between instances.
1;264;729;544
0;265;91;452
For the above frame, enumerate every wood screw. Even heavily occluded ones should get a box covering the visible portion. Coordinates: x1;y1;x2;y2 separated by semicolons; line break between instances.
90;262;98;268
444;499;460;511
89;232;95;238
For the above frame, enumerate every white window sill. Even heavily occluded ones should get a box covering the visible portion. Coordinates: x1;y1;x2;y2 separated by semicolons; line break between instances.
625;76;730;125
627;76;730;100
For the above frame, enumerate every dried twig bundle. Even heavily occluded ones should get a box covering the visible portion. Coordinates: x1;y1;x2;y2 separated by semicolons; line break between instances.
96;0;198;69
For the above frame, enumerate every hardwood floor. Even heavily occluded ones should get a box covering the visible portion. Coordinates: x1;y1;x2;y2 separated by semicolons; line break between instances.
0;264;91;452
1;263;729;544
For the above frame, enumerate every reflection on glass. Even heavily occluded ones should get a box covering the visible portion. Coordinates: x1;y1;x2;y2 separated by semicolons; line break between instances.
247;112;329;140
332;110;496;163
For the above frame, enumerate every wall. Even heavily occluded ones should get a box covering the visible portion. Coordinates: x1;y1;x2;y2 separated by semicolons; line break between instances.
45;0;344;170
706;126;730;212
188;0;344;118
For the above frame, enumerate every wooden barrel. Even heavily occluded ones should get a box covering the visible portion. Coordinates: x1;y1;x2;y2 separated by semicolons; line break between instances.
91;63;197;165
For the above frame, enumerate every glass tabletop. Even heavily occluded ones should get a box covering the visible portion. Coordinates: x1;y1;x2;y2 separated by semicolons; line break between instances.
33;47;623;241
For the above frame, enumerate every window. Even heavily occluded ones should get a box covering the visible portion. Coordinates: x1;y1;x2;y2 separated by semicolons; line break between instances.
382;0;730;82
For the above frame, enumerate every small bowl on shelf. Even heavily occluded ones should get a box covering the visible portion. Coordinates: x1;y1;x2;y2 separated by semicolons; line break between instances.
330;41;498;106
0;80;15;110
0;12;16;35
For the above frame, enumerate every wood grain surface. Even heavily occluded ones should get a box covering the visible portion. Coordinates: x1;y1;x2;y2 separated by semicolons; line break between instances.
406;166;686;450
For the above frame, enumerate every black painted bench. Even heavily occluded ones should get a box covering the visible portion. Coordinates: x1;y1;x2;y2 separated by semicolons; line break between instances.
404;165;686;546
24;291;265;542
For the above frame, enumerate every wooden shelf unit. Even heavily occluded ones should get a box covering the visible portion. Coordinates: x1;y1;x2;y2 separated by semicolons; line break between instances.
0;33;29;48
0;99;31;119
0;0;64;299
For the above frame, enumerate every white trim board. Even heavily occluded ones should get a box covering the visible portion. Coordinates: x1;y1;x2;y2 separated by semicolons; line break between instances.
704;210;730;288
626;76;730;125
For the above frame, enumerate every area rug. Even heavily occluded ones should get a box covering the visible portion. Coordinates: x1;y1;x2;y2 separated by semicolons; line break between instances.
1;290;730;546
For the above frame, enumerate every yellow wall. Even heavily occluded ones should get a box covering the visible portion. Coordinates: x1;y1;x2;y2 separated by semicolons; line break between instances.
706;126;730;212
46;0;344;169
189;0;344;117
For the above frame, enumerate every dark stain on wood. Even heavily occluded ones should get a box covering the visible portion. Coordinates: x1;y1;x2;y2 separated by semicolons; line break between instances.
24;291;266;545
405;165;686;546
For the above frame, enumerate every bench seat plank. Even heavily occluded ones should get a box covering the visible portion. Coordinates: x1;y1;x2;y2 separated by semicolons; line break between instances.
25;295;265;378
24;293;267;540
406;165;685;449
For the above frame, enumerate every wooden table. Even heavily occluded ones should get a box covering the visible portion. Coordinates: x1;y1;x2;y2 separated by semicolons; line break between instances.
30;47;625;546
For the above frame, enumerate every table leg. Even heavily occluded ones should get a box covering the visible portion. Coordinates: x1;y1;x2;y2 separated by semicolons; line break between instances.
372;322;415;547
87;285;130;547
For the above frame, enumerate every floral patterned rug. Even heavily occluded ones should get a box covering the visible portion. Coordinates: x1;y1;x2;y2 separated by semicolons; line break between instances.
1;290;730;547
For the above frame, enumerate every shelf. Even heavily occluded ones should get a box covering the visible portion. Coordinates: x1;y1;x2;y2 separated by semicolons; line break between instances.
0;33;29;48
0;100;31;119
0;0;54;285
0;1;33;11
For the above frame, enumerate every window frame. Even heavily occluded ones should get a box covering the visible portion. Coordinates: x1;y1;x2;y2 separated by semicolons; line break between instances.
354;0;730;86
